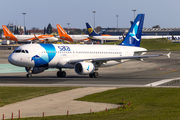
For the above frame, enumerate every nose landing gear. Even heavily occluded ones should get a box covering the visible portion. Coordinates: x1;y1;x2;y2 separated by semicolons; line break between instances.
26;67;33;78
26;74;32;78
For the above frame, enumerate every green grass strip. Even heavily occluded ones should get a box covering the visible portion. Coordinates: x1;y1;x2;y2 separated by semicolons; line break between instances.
12;87;180;120
102;38;180;51
0;87;78;107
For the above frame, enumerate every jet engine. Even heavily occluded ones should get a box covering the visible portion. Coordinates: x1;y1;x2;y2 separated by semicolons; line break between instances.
25;67;47;74
74;62;95;75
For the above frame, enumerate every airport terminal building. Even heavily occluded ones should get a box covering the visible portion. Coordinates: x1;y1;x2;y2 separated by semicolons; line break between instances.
100;27;180;36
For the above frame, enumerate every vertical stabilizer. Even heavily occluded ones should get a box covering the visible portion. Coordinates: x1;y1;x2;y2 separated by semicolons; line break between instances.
2;25;13;36
86;23;100;36
56;24;73;42
120;14;145;47
2;25;18;41
56;24;68;36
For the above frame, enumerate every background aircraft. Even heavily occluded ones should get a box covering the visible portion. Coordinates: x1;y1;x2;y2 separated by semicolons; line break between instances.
130;21;180;40
2;25;58;43
56;24;90;42
8;14;170;78
86;23;123;43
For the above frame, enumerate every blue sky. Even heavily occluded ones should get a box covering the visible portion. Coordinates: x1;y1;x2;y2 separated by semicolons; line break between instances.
0;0;179;29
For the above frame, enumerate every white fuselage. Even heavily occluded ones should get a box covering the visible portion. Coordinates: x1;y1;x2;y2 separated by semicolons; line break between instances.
14;35;58;42
69;35;89;42
141;35;180;40
91;35;123;41
8;44;146;69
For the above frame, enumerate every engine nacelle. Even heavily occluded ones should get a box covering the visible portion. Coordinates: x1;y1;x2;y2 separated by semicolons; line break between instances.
74;62;95;75
25;67;46;74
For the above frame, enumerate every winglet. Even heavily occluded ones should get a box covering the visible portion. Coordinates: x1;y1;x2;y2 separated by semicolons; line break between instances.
166;52;171;58
160;52;171;58
34;34;39;40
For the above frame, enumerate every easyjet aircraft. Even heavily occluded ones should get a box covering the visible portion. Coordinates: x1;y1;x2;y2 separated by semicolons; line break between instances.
56;24;90;42
2;25;58;43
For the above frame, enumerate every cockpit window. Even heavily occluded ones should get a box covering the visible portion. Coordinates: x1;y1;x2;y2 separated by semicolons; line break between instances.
15;50;21;53
13;49;29;53
25;50;29;53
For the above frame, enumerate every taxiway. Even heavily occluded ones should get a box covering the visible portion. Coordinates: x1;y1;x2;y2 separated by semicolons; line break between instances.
0;49;180;87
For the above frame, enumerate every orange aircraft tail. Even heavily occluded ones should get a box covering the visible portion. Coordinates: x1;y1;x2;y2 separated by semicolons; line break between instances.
2;25;18;41
2;25;13;36
56;24;68;36
56;24;73;42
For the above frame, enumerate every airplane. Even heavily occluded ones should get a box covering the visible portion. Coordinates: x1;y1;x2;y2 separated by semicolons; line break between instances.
2;25;58;43
86;23;123;43
8;14;170;78
56;24;90;42
129;21;180;40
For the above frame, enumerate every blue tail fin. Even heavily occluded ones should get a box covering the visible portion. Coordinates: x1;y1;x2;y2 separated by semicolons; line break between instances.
120;14;145;47
86;23;100;36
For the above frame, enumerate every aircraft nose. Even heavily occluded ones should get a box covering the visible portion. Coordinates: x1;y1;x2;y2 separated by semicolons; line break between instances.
8;53;18;65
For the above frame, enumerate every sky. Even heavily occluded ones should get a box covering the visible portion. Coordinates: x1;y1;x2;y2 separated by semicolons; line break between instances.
0;0;180;30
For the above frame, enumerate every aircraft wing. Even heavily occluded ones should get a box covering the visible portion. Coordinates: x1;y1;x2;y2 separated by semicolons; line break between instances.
68;53;170;64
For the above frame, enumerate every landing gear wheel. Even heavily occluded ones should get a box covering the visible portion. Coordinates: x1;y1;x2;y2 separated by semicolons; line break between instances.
89;72;99;78
61;71;66;77
93;72;99;78
26;74;32;78
57;71;66;77
57;71;61;77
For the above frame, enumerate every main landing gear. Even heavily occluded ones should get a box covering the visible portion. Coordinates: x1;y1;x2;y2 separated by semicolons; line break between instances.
57;68;66;77
26;67;33;78
89;72;99;78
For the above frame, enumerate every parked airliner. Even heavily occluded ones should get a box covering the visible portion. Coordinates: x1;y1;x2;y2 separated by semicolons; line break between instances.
8;14;170;78
86;23;123;43
2;25;58;43
57;24;90;42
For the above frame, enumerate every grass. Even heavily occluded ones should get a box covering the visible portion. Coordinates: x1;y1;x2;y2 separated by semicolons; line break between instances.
140;38;180;51
102;38;180;51
11;87;180;120
0;87;78;107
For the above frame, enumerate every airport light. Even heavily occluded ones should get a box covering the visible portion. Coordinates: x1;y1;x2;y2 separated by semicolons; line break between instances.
22;13;26;27
22;13;26;34
116;15;119;29
92;11;96;29
67;23;70;34
132;9;136;20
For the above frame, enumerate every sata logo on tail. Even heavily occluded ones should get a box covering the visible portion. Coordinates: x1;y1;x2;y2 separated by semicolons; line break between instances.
129;21;140;41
